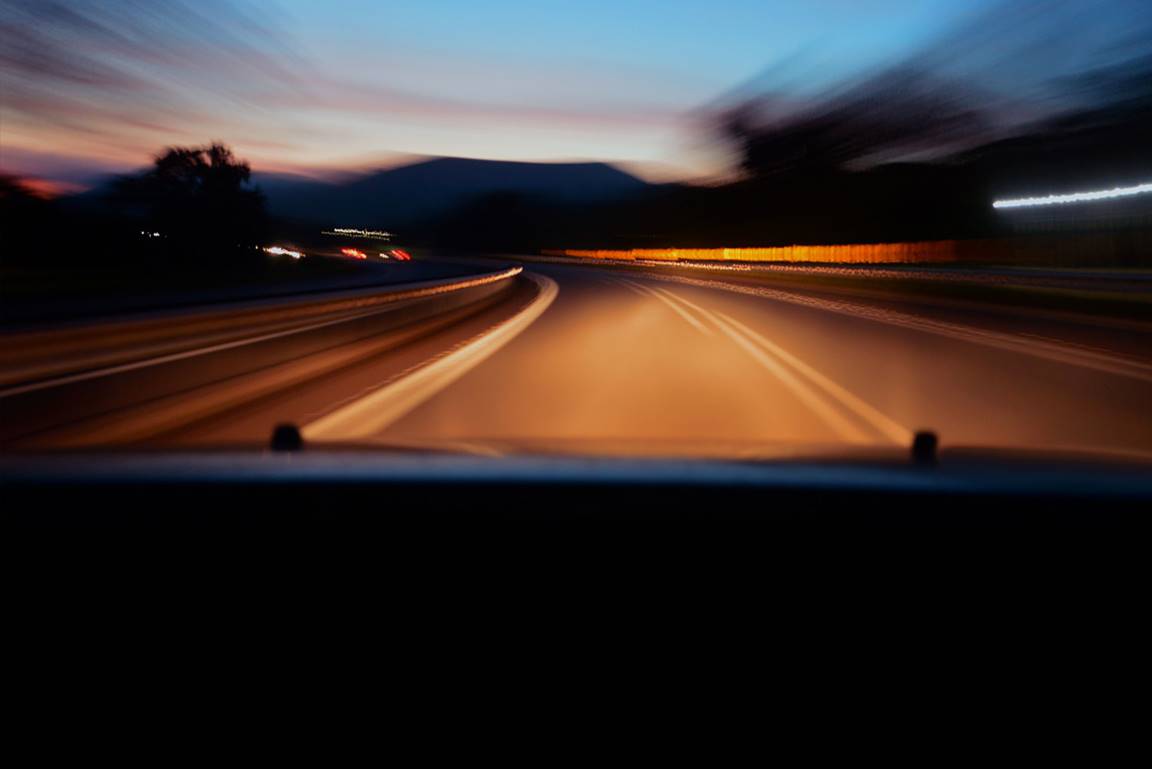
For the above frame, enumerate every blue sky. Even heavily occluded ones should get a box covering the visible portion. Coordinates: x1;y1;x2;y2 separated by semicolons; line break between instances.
0;0;1021;186
277;0;1002;177
283;1;990;101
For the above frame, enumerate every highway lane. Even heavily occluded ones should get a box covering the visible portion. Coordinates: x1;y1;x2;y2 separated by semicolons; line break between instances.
9;260;1152;457
181;261;1152;458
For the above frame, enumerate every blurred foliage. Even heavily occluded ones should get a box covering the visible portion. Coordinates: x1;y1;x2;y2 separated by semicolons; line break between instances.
113;143;267;257
2;143;267;271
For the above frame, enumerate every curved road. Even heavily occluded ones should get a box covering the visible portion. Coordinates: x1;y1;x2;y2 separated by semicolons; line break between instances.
170;261;1152;458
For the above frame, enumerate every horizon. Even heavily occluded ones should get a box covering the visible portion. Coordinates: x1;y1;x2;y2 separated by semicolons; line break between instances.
9;152;664;200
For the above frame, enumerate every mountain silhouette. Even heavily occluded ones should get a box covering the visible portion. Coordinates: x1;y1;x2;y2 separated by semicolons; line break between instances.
255;156;650;226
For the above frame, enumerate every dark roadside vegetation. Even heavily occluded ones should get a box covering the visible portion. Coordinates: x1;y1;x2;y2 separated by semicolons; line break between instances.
0;146;479;325
2;145;311;321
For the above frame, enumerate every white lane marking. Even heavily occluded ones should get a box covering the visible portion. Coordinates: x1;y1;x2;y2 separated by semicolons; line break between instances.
651;283;910;444
631;272;1152;382
617;278;713;336
652;286;906;444
598;277;647;296
0;269;522;399
303;273;559;440
718;313;912;445
706;312;872;442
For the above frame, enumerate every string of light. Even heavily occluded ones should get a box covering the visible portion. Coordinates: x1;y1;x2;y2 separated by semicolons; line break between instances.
993;182;1152;209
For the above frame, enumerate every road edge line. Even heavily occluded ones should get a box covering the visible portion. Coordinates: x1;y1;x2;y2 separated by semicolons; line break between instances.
302;273;558;441
716;312;912;445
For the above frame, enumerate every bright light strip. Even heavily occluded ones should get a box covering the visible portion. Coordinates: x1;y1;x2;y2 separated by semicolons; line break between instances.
323;228;392;240
993;182;1152;209
264;246;304;259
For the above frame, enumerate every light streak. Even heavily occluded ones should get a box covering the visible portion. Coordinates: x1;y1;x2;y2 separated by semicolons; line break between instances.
0;267;523;398
993;182;1152;209
264;246;304;259
323;228;392;240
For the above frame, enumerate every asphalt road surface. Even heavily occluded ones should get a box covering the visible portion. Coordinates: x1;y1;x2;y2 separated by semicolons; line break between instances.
5;260;1152;458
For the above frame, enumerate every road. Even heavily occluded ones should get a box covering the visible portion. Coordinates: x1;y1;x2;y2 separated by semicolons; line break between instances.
4;259;1152;458
1;256;486;326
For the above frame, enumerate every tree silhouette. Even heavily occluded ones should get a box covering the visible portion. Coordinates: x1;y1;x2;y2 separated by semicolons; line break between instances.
115;142;266;260
0;174;56;267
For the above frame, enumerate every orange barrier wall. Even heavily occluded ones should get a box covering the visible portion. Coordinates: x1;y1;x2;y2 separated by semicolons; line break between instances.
544;229;1152;266
544;242;959;264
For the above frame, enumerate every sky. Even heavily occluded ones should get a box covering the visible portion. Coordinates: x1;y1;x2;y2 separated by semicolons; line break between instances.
0;0;1046;190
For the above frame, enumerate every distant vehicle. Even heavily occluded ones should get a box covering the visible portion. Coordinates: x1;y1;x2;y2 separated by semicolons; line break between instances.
264;246;305;259
377;248;411;261
340;247;367;259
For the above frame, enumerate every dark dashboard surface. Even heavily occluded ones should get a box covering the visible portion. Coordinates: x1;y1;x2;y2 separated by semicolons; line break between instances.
4;451;1150;527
